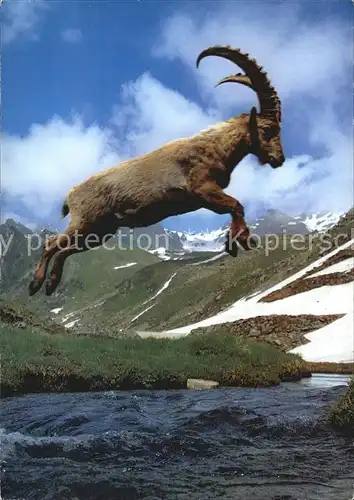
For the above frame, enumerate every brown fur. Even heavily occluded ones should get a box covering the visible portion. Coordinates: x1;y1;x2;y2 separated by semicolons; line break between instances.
29;47;285;297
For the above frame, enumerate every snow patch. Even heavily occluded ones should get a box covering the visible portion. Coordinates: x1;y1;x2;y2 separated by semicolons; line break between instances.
306;258;354;279
143;273;177;304
61;311;76;324
94;299;106;308
189;252;227;266
248;238;354;299
50;307;63;315
290;314;353;363
114;262;137;270
164;282;353;336
65;319;80;328
130;273;177;323
147;247;172;260
131;304;156;323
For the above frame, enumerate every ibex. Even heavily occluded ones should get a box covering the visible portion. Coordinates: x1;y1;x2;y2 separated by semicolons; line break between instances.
29;45;284;297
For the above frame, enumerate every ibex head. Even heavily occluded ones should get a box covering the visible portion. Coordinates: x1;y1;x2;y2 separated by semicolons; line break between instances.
196;46;285;169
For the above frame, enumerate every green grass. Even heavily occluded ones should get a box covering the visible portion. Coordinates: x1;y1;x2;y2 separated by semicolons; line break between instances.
0;325;309;396
306;362;354;375
328;377;354;434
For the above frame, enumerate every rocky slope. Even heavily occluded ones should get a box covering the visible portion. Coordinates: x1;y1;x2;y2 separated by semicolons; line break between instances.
151;235;353;363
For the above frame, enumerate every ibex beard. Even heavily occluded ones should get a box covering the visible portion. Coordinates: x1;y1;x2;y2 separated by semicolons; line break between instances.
29;45;285;297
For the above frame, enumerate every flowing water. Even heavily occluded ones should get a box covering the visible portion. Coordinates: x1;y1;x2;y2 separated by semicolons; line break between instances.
1;375;353;500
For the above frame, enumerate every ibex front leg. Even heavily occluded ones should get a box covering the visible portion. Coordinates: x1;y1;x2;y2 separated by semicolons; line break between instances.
193;181;257;256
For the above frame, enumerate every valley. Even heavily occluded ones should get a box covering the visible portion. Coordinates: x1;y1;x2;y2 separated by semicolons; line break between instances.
1;208;353;361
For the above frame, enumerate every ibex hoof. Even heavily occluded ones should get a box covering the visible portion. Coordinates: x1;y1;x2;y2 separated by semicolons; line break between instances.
225;231;257;256
225;240;238;257
45;279;59;296
28;280;43;297
238;235;258;251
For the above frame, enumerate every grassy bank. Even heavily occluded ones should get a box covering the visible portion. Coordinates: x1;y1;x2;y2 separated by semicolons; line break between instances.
328;377;354;434
0;325;310;396
307;362;354;375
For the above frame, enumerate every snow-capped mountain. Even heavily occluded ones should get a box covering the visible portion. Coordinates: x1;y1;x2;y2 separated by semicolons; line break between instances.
1;218;34;237
248;210;343;237
302;212;343;233
176;228;227;253
165;210;344;254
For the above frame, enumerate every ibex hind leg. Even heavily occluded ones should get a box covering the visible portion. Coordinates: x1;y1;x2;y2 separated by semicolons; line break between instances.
44;233;105;296
28;224;78;297
44;214;120;296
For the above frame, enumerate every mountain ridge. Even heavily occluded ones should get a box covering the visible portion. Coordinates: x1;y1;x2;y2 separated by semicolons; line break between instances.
166;210;344;253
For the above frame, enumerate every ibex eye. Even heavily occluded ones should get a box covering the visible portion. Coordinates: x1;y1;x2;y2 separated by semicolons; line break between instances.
265;127;277;140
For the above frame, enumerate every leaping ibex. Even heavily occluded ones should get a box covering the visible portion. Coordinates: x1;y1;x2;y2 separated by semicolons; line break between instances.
29;45;285;297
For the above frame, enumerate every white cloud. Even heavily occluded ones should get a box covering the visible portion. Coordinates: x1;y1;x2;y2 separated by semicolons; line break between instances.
3;2;353;228
1;0;49;45
2;116;121;219
111;72;220;156
61;28;83;43
2;75;217;222
225;138;353;216
153;4;351;112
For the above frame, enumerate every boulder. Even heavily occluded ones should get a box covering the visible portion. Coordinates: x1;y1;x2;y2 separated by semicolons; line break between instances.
187;378;219;390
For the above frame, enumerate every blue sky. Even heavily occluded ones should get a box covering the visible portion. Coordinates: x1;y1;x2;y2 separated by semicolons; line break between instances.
2;0;353;232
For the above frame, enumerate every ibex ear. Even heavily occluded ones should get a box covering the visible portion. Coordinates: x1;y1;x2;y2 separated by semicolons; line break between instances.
249;106;259;148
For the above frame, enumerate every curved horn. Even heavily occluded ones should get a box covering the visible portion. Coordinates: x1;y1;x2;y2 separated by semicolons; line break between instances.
215;73;255;90
197;45;281;123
